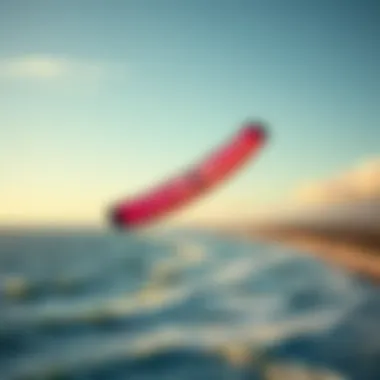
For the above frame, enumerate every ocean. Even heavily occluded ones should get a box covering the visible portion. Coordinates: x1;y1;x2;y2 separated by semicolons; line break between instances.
0;228;379;380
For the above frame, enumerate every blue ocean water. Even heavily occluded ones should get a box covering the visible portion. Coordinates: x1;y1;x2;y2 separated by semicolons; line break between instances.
0;228;379;380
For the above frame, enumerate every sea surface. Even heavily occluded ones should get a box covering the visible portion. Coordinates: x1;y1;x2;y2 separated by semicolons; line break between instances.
0;228;379;380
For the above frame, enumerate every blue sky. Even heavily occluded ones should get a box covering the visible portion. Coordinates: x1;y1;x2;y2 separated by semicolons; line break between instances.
0;0;379;225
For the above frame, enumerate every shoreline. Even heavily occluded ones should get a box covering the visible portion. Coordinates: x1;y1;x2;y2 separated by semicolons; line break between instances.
226;224;380;282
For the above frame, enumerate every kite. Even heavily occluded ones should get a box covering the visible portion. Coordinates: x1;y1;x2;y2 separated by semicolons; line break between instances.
108;122;268;229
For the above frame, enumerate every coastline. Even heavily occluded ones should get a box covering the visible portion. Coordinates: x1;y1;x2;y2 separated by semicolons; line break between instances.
226;224;380;282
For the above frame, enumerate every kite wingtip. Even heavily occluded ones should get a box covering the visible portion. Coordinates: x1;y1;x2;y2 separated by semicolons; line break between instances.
242;120;269;141
108;207;128;230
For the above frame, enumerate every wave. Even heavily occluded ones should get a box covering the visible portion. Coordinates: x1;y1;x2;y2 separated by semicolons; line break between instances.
0;230;378;379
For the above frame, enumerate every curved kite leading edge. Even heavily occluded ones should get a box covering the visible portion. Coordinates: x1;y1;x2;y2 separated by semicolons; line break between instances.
108;122;268;229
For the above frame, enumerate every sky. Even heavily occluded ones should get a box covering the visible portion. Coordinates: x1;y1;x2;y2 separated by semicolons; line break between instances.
0;0;379;226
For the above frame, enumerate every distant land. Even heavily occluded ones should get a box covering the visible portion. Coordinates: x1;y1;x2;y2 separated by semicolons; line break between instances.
223;199;380;282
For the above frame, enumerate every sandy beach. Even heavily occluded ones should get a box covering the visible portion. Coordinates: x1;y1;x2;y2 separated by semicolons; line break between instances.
226;223;380;282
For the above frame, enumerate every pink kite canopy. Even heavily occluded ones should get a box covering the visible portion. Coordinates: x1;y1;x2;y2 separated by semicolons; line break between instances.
108;122;268;229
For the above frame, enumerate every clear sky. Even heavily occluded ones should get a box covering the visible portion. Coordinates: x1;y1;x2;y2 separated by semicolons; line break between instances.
0;0;379;226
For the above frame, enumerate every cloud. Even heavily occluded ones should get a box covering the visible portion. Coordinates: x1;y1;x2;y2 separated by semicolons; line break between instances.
0;55;105;81
293;157;380;204
0;55;68;79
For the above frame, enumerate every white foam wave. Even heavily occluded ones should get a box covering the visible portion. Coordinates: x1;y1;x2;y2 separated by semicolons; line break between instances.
1;308;349;380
